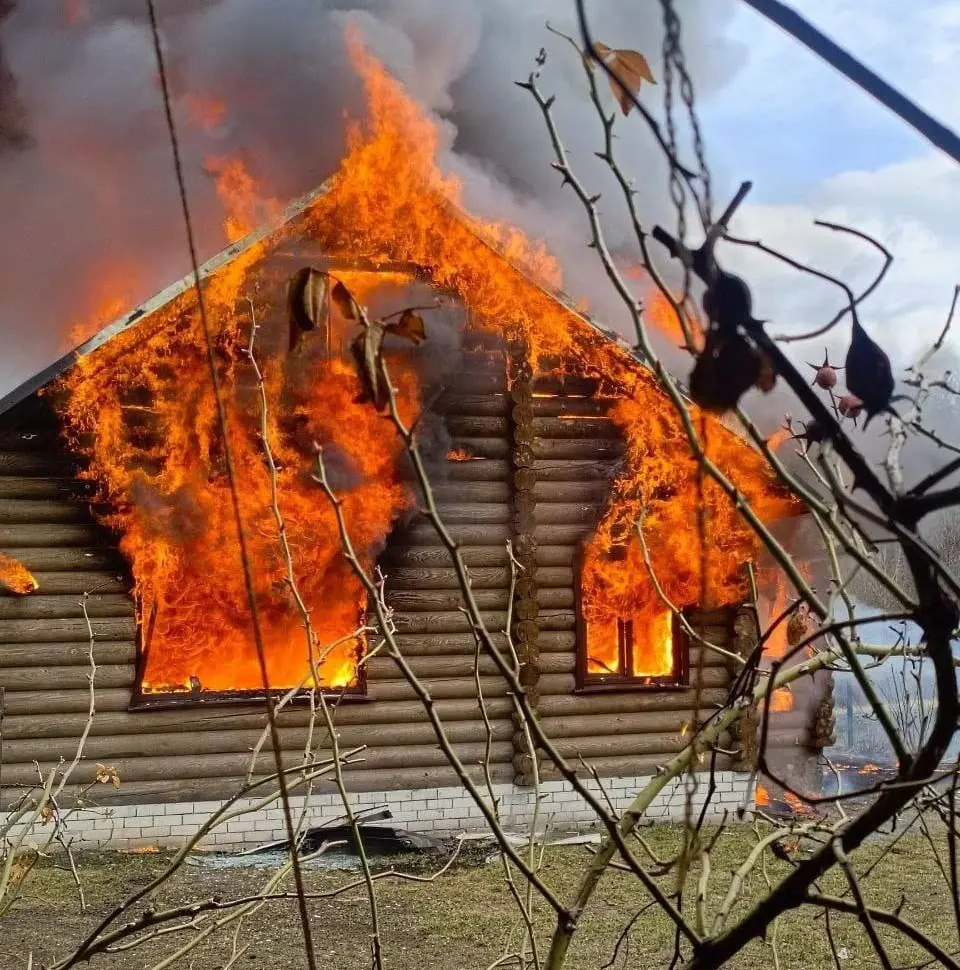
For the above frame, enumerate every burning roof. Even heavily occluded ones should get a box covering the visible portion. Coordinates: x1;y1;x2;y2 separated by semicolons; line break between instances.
0;35;803;699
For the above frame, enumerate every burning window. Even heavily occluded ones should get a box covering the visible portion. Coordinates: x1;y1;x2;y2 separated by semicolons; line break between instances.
575;539;688;690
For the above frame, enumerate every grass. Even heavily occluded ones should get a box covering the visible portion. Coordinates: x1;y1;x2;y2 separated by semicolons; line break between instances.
1;824;956;970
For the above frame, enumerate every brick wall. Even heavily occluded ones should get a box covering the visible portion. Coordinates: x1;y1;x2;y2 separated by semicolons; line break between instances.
4;772;754;851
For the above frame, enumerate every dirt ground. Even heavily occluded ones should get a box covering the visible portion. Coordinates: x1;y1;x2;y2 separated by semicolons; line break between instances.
1;824;954;970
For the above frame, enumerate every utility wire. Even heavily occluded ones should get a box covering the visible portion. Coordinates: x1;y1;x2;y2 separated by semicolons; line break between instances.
740;0;960;166
143;4;319;967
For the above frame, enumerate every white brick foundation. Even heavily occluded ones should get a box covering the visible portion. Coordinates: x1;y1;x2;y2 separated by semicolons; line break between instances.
7;772;754;850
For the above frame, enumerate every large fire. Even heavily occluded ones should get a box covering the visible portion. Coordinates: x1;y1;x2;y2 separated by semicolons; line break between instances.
55;29;799;697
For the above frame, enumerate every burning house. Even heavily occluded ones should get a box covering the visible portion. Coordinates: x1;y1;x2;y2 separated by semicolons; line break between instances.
0;45;831;846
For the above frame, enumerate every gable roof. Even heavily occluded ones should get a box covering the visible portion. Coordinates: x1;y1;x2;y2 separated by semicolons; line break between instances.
0;182;637;418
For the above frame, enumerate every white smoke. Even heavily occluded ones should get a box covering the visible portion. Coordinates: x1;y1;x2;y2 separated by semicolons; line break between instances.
0;0;743;394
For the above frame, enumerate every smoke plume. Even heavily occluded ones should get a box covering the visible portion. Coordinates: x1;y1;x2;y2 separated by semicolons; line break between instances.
0;0;743;394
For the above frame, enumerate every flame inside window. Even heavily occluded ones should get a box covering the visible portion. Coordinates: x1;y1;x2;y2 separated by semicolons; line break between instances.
584;609;677;683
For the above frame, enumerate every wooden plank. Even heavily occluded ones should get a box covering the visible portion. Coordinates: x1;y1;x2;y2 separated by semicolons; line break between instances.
0;616;136;643
538;667;729;695
381;545;575;569
554;733;730;760
534;504;598;526
385;588;573;613
366;654;569;681
369;676;510;702
532;481;608;504
431;482;510;504
432;503;511;525
0;571;130;596
0;593;133;619
0;688;132;715
530;396;614;417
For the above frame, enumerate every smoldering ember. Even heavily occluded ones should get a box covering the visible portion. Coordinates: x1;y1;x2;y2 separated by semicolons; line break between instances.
3;7;960;970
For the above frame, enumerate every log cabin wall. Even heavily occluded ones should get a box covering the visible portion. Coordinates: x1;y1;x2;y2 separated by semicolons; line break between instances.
0;363;793;814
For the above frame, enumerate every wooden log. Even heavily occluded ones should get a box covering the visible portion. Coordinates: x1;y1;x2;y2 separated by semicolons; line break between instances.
388;631;574;656
0;745;515;788
543;648;730;673
381;544;574;569
0;453;76;476
553;733;722;760
0;663;134;690
0;640;135;668
431;503;511;524
538;688;732;717
559;753;734;779
0;571;130;597
438;371;507;395
0;616;136;643
0;688;132;715
532;439;624;461
532;481;608;504
1;721;515;766
0;764;517;809
0;698;518;740
534;504;598;525
0;499;91;524
403;523;512;546
436;393;511;417
0;593;133;619
530;396;614;417
446;437;510;459
441;459;510;482
534;460;618;483
0;478;89;499
366;653;571;681
0;547;125;571
385;588;573;612
0;523;107;547
369;676;510;702
538;667;729;695
432;482;511;504
445;416;510;438
385;566;572;590
531;417;619;440
540;711;704;739
532;376;603;396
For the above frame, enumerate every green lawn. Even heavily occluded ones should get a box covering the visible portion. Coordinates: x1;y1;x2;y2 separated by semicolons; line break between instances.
2;824;955;970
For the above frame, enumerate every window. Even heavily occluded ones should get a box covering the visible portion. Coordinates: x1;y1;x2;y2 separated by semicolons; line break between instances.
575;544;689;691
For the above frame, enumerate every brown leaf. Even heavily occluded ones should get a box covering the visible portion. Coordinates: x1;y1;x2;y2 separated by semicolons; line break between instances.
592;44;656;115
39;798;53;824
287;267;330;354
350;324;388;411
386;310;427;345
754;352;777;393
331;280;358;321
688;332;760;414
96;763;121;788
787;609;813;648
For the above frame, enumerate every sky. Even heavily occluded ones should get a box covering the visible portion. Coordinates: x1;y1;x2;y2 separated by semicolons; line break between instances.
0;0;957;401
697;0;960;369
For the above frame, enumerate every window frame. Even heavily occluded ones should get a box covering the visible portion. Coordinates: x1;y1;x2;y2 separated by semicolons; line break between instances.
573;545;691;694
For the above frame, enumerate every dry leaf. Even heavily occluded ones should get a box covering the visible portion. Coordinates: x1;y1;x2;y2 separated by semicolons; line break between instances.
786;609;813;648
39;798;54;824
95;763;121;788
386;309;427;345
350;324;388;411
331;280;358;321
287;267;330;353
590;43;656;116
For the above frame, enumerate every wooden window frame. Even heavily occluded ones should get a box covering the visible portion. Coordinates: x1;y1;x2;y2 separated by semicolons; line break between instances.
128;595;370;711
573;545;690;694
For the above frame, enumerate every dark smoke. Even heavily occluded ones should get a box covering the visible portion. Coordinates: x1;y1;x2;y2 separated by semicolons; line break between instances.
0;0;742;395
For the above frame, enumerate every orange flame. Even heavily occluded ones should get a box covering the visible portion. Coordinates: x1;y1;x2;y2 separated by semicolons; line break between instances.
0;552;38;595
182;93;228;133
56;30;799;696
755;784;770;807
